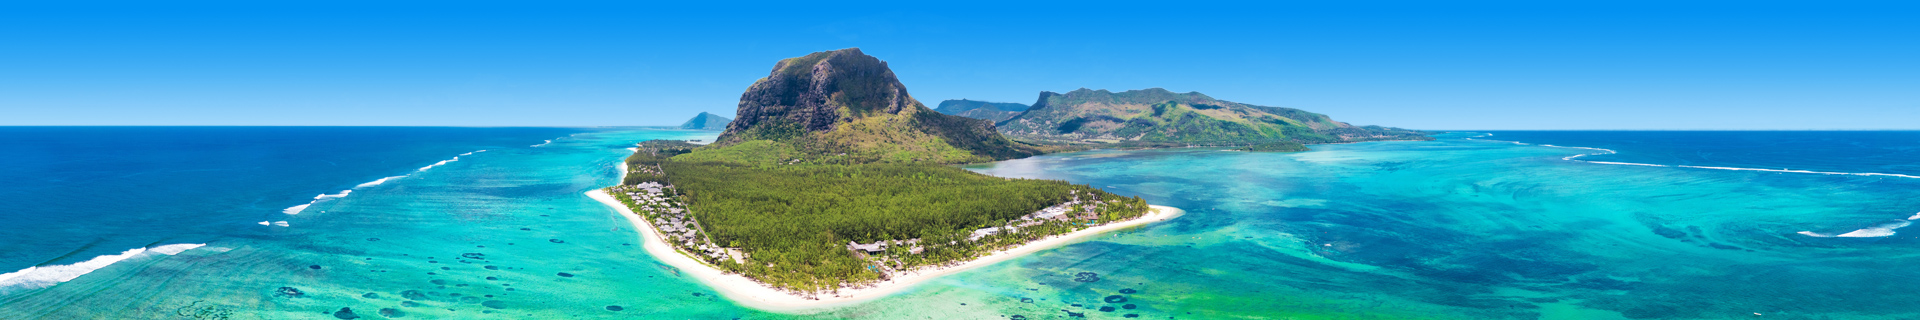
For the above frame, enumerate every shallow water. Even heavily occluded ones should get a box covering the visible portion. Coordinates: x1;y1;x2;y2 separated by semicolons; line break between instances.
5;128;1919;319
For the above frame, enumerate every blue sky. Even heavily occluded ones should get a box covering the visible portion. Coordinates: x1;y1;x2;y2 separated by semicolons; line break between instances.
2;1;1915;129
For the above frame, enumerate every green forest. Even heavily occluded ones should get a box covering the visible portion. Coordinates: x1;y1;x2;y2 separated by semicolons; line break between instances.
1237;141;1309;152
610;139;1150;294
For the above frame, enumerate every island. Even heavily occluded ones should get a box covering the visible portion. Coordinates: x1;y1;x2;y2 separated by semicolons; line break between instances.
589;48;1182;310
678;112;732;130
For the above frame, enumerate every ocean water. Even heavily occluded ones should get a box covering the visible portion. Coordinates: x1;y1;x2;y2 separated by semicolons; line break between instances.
5;128;1919;319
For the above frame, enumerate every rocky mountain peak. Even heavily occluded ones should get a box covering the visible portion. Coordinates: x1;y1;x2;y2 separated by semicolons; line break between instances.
721;48;919;142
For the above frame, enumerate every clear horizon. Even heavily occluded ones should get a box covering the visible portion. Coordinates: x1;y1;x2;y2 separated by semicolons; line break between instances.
2;1;1915;129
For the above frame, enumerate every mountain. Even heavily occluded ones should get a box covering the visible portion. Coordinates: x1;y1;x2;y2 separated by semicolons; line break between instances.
678;112;732;130
933;99;1029;122
997;88;1429;145
702;48;1039;164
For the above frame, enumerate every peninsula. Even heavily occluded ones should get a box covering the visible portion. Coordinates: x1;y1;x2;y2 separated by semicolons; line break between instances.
590;48;1179;309
974;88;1431;150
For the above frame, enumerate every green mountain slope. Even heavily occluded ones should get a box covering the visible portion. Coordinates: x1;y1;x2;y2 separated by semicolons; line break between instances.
933;99;1029;122
618;49;1148;294
678;112;732;130
700;48;1040;164
997;88;1429;145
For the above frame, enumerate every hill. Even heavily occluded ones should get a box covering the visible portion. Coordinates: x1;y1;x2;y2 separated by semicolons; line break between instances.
704;48;1040;164
678;112;733;130
933;99;1029;122
615;48;1148;295
997;88;1429;146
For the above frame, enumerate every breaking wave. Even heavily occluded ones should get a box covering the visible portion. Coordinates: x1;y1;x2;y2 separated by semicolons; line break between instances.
1464;134;1920;238
1464;135;1916;179
0;243;206;293
355;176;406;188
531;139;552;147
281;149;485;215
1800;217;1917;238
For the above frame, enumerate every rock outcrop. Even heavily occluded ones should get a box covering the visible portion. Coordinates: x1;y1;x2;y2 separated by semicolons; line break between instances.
709;48;1038;163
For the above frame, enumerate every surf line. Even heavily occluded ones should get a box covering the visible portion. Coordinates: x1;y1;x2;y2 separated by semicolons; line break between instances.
1463;136;1918;179
1463;134;1920;238
0;243;207;293
1799;212;1920;238
279;150;487;216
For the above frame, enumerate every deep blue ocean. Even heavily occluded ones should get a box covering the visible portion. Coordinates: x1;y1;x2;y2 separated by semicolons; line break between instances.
1478;131;1920;178
3;128;1918;319
0;127;586;275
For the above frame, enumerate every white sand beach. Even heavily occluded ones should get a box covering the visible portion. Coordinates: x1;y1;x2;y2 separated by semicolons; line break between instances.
589;161;1183;311
590;190;1180;311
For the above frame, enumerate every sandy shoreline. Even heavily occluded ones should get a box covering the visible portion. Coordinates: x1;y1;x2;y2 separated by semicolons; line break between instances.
589;160;1183;311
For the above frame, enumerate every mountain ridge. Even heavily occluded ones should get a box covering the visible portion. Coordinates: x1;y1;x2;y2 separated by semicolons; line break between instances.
934;99;1029;122
679;112;732;130
998;88;1428;145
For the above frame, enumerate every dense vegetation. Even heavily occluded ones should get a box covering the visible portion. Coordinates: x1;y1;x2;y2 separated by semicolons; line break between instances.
998;88;1433;146
606;48;1155;296
649;160;1146;292
1237;141;1309;152
621;140;698;185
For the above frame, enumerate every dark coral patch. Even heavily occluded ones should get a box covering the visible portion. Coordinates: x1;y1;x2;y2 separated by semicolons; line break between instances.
1118;288;1137;294
557;272;574;278
1073;272;1100;283
332;307;360;319
400;290;427;300
378;308;406;318
1103;295;1128;303
274;286;305;298
549;239;564;243
481;300;506;309
361;292;379;299
1099;306;1116;312
606;305;624;311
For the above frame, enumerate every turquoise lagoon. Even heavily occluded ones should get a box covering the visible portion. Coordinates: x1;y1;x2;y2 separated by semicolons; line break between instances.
3;128;1918;319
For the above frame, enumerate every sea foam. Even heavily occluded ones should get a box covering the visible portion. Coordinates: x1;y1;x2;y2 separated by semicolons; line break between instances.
1470;136;1918;179
314;190;351;200
0;243;205;293
356;175;407;188
1799;212;1920;238
531;139;553;147
281;149;486;216
282;204;311;215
